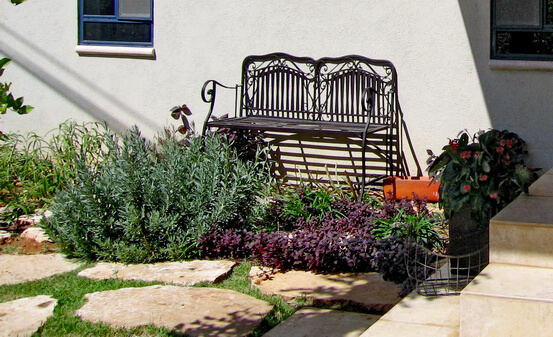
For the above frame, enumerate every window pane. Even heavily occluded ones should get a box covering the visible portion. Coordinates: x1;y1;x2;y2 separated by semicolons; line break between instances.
119;0;151;18
496;0;540;26
496;31;553;56
84;0;115;16
83;22;152;43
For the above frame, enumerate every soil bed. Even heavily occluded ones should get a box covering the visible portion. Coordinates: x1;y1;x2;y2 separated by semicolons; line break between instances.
0;236;59;255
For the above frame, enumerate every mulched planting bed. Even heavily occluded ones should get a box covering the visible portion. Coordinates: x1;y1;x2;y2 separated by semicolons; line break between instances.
0;236;59;255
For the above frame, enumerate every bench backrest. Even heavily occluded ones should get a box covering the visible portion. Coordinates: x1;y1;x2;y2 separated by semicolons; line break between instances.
240;53;399;125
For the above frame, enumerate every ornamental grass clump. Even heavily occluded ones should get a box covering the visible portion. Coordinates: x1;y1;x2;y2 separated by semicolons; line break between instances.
428;129;536;225
44;127;271;263
0;121;110;222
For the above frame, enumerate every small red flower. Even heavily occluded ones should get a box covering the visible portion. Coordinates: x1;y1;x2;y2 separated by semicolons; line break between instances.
463;185;470;193
449;138;459;151
479;175;488;181
496;147;504;154
506;139;514;148
490;193;499;199
499;139;507;146
460;151;472;159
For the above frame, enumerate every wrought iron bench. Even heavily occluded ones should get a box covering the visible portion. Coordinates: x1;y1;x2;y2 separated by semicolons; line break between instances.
201;52;416;192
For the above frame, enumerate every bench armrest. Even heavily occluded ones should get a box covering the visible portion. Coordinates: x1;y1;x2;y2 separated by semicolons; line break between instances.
361;87;378;135
201;80;240;136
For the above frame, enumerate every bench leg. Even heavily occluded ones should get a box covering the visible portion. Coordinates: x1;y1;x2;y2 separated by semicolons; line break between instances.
360;134;367;201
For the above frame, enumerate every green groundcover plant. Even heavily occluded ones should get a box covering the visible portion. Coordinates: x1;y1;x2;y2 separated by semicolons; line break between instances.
44;127;272;263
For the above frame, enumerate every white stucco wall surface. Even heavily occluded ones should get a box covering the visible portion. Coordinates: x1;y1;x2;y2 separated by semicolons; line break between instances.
0;0;551;171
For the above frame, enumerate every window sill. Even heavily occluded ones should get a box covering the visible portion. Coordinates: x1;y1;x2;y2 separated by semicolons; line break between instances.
489;59;553;72
75;45;155;59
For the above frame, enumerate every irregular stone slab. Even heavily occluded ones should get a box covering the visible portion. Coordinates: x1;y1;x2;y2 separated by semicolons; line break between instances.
250;267;402;313
0;254;80;285
0;295;57;337
77;285;273;336
15;214;43;227
0;230;11;244
264;307;380;337
78;260;235;286
20;227;51;243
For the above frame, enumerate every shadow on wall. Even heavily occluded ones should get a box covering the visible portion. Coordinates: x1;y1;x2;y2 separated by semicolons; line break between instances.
0;22;159;134
458;0;553;171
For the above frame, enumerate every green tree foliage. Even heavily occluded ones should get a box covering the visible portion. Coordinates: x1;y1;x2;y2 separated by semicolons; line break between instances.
0;58;33;138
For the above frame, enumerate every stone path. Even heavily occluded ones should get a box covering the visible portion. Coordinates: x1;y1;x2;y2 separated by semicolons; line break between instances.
0;254;80;285
0;295;57;337
250;266;402;313
263;307;380;337
0;251;406;337
20;227;51;243
77;285;273;337
78;260;236;286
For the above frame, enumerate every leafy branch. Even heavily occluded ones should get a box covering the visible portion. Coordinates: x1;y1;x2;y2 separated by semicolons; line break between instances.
0;58;32;116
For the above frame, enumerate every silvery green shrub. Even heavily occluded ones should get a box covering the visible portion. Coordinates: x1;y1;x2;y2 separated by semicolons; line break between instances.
43;127;271;263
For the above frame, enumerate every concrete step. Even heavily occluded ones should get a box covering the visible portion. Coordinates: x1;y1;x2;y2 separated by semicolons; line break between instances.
490;194;553;268
460;263;553;337
263;308;380;337
360;291;459;337
528;168;553;197
490;169;553;268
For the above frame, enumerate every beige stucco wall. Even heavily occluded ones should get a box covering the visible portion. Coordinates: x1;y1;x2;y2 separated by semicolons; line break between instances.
0;0;551;172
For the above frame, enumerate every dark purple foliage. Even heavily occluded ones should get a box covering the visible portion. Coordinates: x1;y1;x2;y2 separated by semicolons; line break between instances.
372;237;408;283
199;194;440;289
199;227;254;260
377;194;431;220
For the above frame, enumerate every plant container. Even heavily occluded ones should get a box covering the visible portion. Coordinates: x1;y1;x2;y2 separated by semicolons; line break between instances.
383;176;440;202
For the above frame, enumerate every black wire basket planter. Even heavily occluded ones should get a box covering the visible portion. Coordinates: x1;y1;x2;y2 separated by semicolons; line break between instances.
404;238;489;296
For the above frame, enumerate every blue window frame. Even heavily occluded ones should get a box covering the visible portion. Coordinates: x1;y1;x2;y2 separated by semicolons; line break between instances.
79;0;153;47
492;0;553;60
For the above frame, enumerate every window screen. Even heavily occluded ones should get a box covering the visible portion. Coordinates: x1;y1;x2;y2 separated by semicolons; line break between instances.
496;0;540;27
119;0;151;18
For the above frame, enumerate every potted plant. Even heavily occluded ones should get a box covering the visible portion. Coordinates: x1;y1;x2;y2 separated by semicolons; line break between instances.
427;129;537;266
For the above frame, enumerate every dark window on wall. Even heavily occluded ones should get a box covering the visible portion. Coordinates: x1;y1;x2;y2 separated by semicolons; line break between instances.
492;0;553;60
79;0;153;46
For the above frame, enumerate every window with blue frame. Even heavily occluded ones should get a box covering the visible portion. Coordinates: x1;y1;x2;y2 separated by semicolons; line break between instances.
79;0;153;47
492;0;553;60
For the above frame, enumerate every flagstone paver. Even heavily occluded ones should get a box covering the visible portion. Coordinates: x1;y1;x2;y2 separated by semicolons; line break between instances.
78;260;235;286
263;307;380;337
20;227;51;243
0;254;80;285
0;295;57;337
77;285;273;337
250;267;402;312
0;230;11;243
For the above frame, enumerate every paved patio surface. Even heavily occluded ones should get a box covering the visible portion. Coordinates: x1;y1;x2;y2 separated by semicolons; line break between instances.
250;266;402;313
0;253;80;285
0;254;407;336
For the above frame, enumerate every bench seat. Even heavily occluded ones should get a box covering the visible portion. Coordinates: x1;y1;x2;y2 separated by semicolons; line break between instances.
207;116;388;136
